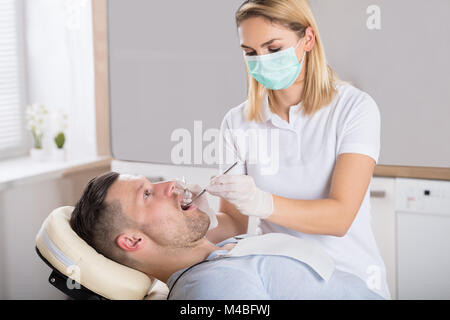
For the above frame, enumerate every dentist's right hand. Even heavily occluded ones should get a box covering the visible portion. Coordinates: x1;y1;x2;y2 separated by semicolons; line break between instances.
206;174;274;219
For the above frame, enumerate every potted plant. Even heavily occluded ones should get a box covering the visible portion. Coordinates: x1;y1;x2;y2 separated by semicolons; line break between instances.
52;108;68;161
53;132;66;161
26;103;48;161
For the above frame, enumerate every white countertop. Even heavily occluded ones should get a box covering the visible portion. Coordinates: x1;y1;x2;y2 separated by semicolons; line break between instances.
0;155;112;191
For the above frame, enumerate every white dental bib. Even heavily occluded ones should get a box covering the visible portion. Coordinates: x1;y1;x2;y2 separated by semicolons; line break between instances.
213;233;335;281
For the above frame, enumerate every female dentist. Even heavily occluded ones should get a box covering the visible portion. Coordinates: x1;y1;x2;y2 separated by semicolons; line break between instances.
205;0;390;299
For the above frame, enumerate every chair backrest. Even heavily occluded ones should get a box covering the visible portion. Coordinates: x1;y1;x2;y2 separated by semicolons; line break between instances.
35;206;153;300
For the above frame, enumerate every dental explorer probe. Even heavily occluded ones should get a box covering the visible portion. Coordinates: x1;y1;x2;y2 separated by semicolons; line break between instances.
181;161;239;209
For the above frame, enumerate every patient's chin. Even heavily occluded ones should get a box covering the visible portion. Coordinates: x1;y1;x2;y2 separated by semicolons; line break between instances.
197;208;211;230
184;208;210;239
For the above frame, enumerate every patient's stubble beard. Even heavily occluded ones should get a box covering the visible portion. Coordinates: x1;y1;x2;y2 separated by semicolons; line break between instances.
167;208;210;249
140;203;210;251
183;208;210;241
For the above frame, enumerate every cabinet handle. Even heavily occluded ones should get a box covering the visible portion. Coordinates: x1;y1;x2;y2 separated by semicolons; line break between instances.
370;190;386;198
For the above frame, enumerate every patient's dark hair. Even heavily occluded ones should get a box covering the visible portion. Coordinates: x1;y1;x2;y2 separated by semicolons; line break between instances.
70;171;138;269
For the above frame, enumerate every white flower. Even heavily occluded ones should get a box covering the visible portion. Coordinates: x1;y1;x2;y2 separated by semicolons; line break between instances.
26;103;48;132
26;103;48;148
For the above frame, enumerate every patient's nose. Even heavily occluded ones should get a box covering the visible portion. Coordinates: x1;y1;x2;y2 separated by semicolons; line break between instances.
164;181;177;198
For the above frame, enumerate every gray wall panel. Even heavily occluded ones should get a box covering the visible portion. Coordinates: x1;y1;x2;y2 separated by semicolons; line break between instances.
109;0;450;168
108;0;246;167
310;0;450;167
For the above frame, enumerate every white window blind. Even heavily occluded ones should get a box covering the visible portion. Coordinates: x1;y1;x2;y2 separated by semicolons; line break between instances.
0;0;26;158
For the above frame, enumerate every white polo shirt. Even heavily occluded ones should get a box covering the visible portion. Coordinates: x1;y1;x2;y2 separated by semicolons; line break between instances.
218;83;390;299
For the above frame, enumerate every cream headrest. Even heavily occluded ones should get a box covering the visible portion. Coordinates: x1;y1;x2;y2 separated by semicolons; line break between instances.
35;206;153;300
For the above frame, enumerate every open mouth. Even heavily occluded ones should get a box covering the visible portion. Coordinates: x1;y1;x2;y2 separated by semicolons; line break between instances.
177;194;196;212
180;203;197;212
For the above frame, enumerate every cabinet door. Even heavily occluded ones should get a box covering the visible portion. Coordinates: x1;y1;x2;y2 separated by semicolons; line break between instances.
397;211;450;299
369;177;396;299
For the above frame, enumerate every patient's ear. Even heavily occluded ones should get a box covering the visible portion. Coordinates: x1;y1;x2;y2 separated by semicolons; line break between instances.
116;233;144;252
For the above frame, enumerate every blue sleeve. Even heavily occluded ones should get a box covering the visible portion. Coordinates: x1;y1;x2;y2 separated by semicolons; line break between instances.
170;267;270;300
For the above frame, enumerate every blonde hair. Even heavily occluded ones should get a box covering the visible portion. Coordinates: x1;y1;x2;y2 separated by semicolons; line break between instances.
236;0;338;121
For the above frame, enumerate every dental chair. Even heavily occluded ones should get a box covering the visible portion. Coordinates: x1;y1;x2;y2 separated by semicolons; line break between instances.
35;206;169;300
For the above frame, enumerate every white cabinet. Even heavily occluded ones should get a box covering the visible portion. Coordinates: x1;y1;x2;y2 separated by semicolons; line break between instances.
369;176;397;299
370;177;450;300
396;178;450;299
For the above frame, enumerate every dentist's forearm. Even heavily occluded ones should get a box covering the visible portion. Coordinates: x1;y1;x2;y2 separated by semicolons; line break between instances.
267;195;352;237
206;212;244;244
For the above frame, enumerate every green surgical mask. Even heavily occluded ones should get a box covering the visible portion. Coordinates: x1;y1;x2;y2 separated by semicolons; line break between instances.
245;39;305;90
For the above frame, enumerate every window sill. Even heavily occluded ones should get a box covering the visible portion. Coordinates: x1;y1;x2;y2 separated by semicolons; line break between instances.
0;155;112;191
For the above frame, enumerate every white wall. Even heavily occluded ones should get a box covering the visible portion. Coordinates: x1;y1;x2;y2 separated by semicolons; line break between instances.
0;0;102;298
0;166;109;299
0;192;6;298
24;0;97;160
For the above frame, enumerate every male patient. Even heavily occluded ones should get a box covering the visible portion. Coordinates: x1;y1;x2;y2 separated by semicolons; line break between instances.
69;171;383;300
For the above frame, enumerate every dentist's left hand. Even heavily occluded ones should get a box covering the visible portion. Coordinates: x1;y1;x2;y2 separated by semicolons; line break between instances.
206;175;274;219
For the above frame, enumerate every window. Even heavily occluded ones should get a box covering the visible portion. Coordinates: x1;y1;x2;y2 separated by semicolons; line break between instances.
0;0;28;160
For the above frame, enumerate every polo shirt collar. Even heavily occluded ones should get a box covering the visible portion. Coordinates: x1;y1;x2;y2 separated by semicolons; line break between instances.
260;93;303;129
